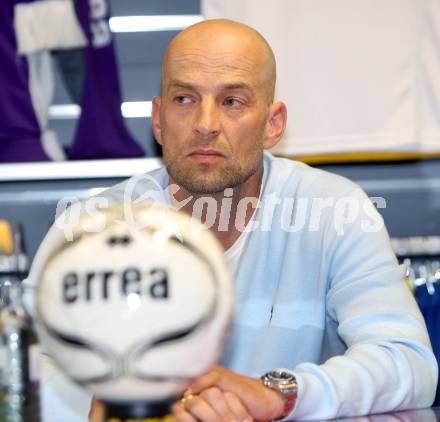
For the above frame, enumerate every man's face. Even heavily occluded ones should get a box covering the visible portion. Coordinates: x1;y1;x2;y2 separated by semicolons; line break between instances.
152;33;274;195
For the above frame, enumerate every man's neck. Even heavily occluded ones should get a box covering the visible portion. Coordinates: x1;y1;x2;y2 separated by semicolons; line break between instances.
169;166;263;251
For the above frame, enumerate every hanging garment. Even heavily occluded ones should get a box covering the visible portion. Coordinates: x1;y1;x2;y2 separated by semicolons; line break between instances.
415;282;440;406
0;1;49;162
66;0;144;159
1;0;143;162
202;0;440;159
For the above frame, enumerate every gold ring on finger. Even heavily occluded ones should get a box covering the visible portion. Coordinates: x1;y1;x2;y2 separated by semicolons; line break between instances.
180;394;194;408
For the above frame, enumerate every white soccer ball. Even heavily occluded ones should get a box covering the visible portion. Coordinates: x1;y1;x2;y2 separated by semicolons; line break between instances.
33;203;234;402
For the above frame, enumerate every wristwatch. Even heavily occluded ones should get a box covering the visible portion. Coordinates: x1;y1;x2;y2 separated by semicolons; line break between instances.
261;369;298;420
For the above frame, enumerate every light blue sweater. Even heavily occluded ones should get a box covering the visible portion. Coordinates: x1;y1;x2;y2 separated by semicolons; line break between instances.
33;152;438;420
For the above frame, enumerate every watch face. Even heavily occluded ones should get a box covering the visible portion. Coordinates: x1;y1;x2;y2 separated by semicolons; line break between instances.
268;370;295;383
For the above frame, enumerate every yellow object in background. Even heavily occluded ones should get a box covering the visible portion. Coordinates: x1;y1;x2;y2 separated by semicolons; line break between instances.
0;219;13;255
289;152;440;165
405;276;415;295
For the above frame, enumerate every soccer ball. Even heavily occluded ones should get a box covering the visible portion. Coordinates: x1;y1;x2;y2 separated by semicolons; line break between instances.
33;203;234;402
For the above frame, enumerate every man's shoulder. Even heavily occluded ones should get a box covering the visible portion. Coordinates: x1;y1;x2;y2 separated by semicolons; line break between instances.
98;165;169;204
265;152;360;199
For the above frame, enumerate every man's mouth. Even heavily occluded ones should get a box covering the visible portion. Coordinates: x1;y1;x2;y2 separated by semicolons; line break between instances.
188;149;225;163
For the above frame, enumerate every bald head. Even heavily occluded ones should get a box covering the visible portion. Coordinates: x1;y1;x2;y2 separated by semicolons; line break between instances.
161;19;276;103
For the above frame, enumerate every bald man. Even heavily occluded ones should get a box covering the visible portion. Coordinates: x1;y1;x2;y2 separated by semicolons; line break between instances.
89;19;436;421
153;19;283;253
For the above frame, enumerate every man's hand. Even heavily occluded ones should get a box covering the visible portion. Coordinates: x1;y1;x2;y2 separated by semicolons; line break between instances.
173;366;284;422
88;396;104;422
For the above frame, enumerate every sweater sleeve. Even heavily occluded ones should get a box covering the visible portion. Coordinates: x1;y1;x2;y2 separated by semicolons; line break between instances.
289;187;438;420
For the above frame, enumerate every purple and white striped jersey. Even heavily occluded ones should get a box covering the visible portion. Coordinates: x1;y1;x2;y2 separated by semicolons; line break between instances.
0;0;49;162
0;0;144;163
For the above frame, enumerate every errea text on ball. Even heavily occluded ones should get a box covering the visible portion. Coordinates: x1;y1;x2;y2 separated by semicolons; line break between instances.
62;267;169;303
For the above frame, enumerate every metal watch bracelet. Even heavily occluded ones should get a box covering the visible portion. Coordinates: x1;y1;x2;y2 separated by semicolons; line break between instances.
261;369;298;420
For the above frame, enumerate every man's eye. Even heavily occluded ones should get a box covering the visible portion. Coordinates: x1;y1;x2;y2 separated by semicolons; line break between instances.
224;98;243;107
174;96;192;104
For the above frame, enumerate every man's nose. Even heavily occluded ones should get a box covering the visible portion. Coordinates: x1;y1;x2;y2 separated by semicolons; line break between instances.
193;98;220;138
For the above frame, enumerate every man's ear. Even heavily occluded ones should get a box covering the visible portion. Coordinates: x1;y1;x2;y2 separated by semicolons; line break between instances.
263;101;287;150
151;96;162;145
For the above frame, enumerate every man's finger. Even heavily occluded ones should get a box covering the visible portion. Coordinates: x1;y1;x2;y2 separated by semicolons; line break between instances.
88;397;104;422
188;367;254;400
172;400;198;422
223;391;253;422
200;387;240;421
187;368;222;394
179;394;223;422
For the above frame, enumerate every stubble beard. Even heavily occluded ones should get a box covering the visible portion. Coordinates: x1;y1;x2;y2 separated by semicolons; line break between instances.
164;154;261;195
